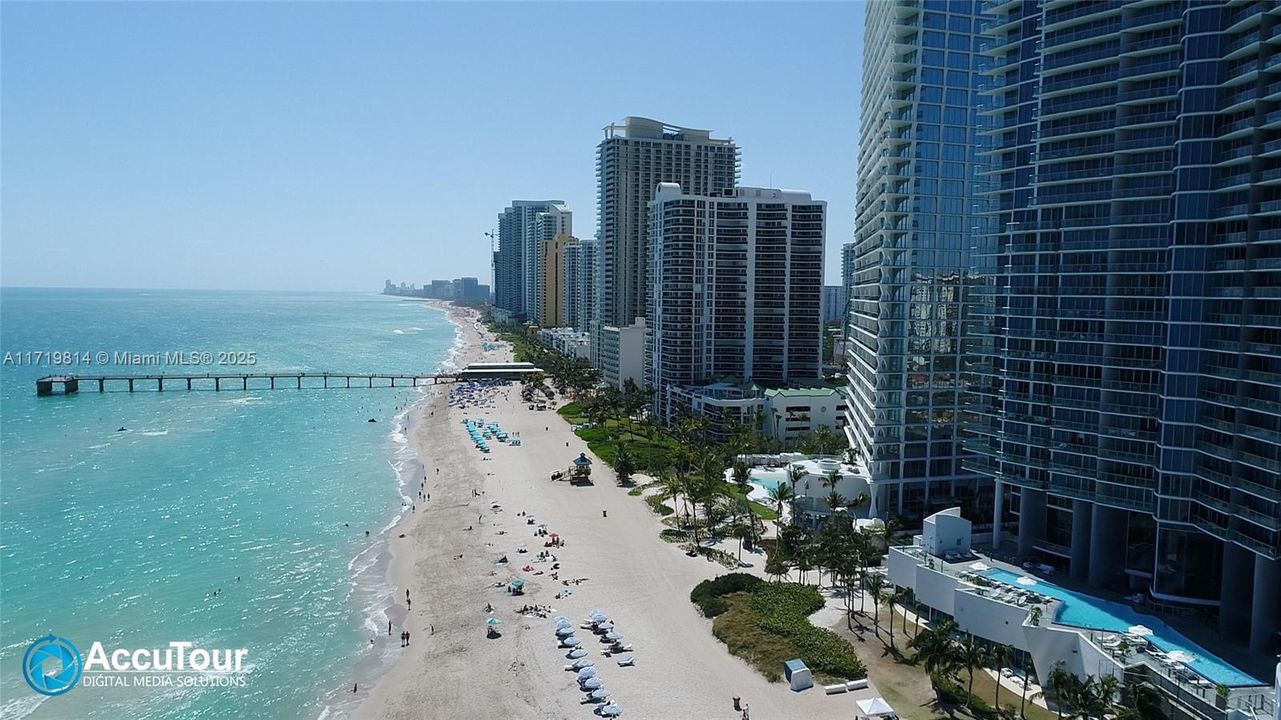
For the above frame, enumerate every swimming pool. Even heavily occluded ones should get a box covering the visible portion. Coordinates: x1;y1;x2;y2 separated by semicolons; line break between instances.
982;568;1262;687
747;470;788;494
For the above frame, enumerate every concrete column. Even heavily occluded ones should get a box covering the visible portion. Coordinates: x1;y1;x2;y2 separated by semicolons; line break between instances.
1017;489;1047;558
992;479;1005;549
1219;542;1252;643
1070;500;1092;582
1250;554;1281;654
1089;504;1127;591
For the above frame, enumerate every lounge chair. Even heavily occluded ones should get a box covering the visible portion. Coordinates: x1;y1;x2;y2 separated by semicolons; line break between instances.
616;656;635;667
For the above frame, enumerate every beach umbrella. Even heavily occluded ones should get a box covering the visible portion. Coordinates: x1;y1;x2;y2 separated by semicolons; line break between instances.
580;677;603;690
510;579;525;590
574;453;592;467
589;611;608;622
1127;625;1154;637
604;632;623;641
571;659;595;670
599;702;621;716
553;616;570;623
1016;576;1038;586
596;622;614;631
589;689;610;701
1166;651;1195;663
577;667;598;679
486;617;502;627
555;618;573;629
566;649;588;659
556;626;575;637
561;636;581;647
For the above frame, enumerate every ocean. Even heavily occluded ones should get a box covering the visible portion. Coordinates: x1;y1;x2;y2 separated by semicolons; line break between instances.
0;288;456;720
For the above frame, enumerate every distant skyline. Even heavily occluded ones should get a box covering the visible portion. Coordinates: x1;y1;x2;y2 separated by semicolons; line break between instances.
1;1;862;291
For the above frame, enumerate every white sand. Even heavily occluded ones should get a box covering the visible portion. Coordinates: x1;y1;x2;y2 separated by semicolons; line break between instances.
352;302;848;720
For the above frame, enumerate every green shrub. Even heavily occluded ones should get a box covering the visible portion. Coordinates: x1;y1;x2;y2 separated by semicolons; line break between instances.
644;495;674;516
698;579;865;683
690;573;764;606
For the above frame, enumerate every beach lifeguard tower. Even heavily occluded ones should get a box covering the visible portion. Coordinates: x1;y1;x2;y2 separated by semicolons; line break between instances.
569;453;593;485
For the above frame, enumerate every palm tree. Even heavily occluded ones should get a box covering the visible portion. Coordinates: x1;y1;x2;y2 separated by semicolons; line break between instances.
992;644;1012;712
1020;659;1033;719
731;461;751;493
864;573;886;637
1045;662;1074;720
957;634;988;710
814;424;838;455
908;619;960;688
882;587;898;651
767;482;794;532
1096;674;1121;714
823;467;842;493
899;586;915;637
614;443;635;486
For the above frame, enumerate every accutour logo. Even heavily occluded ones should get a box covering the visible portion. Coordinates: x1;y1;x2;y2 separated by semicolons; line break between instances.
23;635;250;694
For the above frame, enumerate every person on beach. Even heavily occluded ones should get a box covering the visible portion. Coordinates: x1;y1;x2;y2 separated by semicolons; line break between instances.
405;631;410;646
353;683;358;693
388;621;392;636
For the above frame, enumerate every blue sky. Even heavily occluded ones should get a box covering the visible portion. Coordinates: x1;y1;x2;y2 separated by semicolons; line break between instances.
2;1;863;291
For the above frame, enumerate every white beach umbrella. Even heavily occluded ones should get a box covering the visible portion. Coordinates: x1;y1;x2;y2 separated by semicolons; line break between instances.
571;659;595;670
589;688;610;701
556;626;576;637
968;561;991;571
596;622;615;632
577;667;598;679
1166;650;1195;663
555;619;573;629
566;649;588;659
603;632;623;641
561;636;582;647
1127;625;1154;637
1016;576;1038;586
599;702;621;716
580;677;603;690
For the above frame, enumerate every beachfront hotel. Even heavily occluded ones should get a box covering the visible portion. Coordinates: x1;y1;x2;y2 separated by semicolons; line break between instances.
493;200;569;322
844;0;988;527
646;183;825;425
591;117;740;369
964;0;1281;656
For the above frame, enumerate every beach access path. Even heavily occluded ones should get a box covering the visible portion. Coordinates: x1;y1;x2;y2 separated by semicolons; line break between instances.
353;303;850;720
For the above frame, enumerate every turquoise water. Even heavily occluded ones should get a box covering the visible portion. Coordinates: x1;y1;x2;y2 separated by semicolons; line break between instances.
0;288;456;719
982;568;1263;687
747;470;788;494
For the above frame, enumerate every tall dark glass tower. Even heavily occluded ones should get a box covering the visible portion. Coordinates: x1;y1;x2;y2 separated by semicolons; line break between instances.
969;0;1281;654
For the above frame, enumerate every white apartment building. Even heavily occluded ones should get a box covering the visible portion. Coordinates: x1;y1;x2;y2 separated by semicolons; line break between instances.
647;183;825;423
592;318;645;391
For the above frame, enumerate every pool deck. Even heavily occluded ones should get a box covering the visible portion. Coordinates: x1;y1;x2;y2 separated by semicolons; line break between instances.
895;544;1274;718
978;542;1274;690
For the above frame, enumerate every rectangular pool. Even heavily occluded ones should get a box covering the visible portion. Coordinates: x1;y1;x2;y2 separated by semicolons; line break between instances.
982;568;1263;687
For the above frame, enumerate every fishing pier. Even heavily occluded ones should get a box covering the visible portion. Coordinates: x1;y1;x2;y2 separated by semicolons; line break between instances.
35;363;542;396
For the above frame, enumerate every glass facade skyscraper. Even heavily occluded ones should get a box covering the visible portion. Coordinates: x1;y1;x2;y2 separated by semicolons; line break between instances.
969;0;1280;653
846;0;986;526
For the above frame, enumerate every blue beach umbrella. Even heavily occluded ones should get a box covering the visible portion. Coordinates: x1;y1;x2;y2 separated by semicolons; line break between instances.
589;689;610;701
561;636;581;647
566;649;588;660
603;632;623;641
580;677;603;690
556;626;575;637
570;659;594;670
576;667;598;679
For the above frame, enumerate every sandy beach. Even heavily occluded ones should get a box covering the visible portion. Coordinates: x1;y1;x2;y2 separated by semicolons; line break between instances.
351;301;847;720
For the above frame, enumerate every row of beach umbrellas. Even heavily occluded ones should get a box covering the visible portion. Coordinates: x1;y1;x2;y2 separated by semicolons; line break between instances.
556;612;622;716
